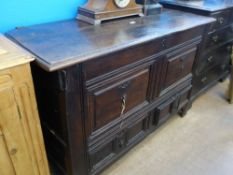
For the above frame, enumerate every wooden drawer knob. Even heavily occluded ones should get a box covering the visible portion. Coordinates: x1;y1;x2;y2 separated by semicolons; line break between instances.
212;35;219;43
207;56;213;63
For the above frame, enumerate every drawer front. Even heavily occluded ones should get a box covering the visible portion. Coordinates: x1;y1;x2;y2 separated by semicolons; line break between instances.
192;65;230;96
89;116;148;174
197;44;232;75
84;38;164;81
86;68;150;131
209;10;230;32
165;26;203;49
204;26;233;49
197;54;217;74
159;46;196;95
84;27;203;82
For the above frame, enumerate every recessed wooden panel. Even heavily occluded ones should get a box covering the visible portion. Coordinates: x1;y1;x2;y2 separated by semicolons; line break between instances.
88;69;150;130
155;99;175;125
127;118;146;144
90;141;115;170
160;47;196;94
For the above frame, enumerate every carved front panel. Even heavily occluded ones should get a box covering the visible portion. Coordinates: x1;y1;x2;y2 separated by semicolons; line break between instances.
88;115;148;174
86;68;150;131
159;46;196;96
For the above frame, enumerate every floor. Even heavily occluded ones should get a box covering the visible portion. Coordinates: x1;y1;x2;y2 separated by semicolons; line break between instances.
101;79;233;175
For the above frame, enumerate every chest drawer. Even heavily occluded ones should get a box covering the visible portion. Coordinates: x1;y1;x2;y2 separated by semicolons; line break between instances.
85;68;150;132
83;27;203;82
209;10;230;32
197;44;232;75
158;46;196;96
83;39;164;82
197;53;217;75
204;26;233;50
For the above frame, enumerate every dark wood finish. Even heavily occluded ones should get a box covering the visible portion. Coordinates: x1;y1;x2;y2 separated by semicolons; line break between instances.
160;0;233;100
6;10;213;175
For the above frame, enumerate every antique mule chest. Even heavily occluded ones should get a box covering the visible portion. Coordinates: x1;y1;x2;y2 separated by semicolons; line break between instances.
160;0;233;99
7;10;214;175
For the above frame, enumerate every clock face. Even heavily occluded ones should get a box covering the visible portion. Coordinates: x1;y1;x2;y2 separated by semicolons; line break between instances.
114;0;130;8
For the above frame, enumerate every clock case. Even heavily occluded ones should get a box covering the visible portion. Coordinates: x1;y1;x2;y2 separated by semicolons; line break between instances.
77;0;143;25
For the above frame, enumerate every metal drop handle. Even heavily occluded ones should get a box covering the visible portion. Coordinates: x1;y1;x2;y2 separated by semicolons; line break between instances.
121;95;126;115
120;95;126;128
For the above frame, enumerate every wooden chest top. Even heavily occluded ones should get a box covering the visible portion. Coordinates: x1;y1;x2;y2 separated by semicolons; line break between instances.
7;10;214;72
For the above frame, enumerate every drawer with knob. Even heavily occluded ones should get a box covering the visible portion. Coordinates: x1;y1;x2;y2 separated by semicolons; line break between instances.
192;65;230;96
196;54;216;75
204;26;233;50
197;44;232;75
208;10;230;33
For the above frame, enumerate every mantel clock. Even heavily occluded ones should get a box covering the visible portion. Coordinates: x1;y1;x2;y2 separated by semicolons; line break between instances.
77;0;143;24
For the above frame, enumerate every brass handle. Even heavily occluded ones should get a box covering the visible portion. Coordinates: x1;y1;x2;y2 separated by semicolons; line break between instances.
120;95;126;128
218;17;224;24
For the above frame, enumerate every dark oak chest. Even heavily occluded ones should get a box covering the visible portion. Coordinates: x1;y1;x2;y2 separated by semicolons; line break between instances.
7;10;214;175
160;0;233;99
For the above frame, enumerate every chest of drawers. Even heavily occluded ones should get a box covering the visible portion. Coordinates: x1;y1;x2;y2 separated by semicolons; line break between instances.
160;0;233;99
7;10;213;175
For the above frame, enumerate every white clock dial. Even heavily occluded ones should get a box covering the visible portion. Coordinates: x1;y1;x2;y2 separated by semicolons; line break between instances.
114;0;130;8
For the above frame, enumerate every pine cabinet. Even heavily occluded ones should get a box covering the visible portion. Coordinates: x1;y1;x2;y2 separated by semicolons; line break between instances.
0;35;50;175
